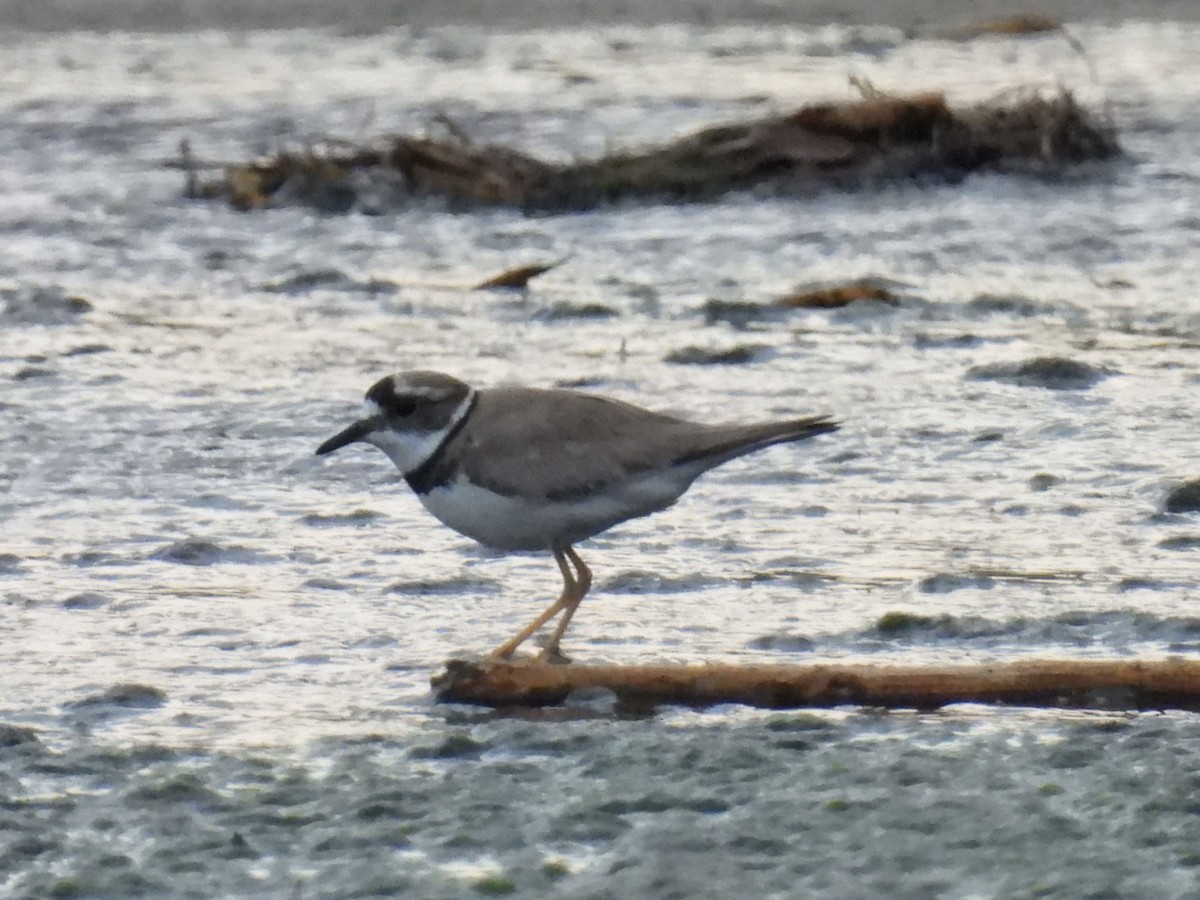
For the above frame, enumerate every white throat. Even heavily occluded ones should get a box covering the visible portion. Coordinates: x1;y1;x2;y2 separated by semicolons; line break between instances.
363;389;475;475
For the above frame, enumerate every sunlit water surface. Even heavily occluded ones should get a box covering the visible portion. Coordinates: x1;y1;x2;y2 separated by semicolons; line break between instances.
2;20;1200;899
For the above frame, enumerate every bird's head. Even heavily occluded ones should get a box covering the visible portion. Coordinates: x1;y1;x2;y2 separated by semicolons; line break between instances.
315;370;474;474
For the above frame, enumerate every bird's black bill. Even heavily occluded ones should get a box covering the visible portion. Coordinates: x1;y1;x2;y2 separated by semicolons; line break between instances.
315;419;373;456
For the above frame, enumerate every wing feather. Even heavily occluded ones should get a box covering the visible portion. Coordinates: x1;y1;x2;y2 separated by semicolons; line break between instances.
451;387;835;501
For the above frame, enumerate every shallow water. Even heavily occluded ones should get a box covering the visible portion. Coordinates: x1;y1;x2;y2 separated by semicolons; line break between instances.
2;19;1200;898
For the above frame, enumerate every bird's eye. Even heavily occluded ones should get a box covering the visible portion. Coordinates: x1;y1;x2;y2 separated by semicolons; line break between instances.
389;398;417;417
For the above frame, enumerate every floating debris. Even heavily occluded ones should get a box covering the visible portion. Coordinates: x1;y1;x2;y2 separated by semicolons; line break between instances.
474;259;564;290
537;301;619;321
773;280;899;310
913;332;982;350
69;683;167;710
873;611;959;635
746;633;817;653
1165;480;1200;514
262;269;398;295
61;592;109;610
965;293;1047;317
149;538;267;566
0;723;39;748
1028;473;1061;492
702;298;780;328
917;573;997;594
966;356;1108;390
300;509;387;527
1159;535;1200;550
972;429;1004;443
1;285;92;326
182;87;1119;213
704;280;900;325
928;14;1063;41
13;366;56;382
664;344;766;365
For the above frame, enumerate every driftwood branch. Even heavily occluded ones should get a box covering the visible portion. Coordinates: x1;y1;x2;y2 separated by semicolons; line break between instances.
432;657;1200;711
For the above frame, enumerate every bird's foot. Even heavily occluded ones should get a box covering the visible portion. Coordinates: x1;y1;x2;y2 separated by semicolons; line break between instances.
537;647;573;666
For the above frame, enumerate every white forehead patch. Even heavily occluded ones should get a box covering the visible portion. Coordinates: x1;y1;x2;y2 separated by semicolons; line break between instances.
391;373;463;401
362;388;475;475
399;384;451;400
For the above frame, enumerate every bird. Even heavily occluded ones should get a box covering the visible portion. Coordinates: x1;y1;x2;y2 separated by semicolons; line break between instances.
315;370;838;662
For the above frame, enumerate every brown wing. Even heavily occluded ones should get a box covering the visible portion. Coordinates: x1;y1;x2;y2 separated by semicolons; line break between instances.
452;387;836;501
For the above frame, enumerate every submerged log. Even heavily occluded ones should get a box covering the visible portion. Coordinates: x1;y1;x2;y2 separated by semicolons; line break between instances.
432;657;1200;712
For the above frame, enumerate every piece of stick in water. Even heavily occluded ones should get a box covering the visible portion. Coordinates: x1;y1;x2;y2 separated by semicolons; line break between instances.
432;657;1200;712
473;255;569;290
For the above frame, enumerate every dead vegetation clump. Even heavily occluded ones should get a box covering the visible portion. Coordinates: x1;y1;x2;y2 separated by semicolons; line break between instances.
925;14;1064;41
181;87;1118;213
773;281;900;310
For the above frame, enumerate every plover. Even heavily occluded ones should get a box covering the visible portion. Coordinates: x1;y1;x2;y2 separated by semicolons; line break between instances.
316;371;838;661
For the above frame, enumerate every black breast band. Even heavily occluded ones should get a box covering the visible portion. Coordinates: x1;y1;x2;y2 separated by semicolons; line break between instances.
405;392;478;495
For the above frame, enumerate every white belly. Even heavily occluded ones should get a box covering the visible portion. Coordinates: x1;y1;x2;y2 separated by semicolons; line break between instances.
417;471;692;551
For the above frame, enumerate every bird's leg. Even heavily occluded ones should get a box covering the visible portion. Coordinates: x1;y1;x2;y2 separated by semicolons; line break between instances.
487;545;576;660
539;545;593;663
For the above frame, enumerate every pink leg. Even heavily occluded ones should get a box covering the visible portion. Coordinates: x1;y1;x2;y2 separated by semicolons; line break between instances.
540;545;592;662
488;545;576;659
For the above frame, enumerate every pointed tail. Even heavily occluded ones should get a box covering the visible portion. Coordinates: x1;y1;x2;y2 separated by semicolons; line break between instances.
676;415;840;469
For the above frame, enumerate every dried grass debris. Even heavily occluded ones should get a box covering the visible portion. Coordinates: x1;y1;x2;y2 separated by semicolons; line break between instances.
773;281;900;310
182;88;1118;213
928;14;1064;41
